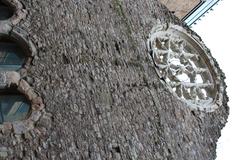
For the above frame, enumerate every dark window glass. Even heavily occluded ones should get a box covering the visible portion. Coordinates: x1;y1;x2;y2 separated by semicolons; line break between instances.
0;39;25;71
0;95;30;123
0;2;14;20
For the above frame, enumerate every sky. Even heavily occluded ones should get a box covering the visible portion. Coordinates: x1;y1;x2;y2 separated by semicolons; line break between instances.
192;0;240;159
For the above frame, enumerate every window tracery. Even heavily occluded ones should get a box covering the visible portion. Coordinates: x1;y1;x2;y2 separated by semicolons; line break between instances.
148;23;223;112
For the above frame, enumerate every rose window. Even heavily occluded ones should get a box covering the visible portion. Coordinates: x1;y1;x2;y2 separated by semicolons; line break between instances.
148;23;223;111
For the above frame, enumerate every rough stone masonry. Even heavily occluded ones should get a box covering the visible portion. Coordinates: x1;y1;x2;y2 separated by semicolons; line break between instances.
0;0;228;160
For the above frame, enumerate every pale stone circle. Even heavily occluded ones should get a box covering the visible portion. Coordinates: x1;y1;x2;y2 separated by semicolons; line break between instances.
148;22;222;112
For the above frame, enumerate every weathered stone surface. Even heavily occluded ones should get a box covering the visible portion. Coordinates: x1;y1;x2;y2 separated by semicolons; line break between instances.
0;0;228;160
12;122;26;135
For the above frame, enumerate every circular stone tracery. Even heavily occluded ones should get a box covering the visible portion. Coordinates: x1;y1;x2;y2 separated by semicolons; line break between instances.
148;23;223;112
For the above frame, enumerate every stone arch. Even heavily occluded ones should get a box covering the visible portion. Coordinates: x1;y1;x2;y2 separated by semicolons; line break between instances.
0;27;43;133
0;75;44;133
0;28;37;72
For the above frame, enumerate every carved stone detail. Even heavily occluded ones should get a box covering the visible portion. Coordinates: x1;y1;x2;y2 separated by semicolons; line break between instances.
148;22;223;112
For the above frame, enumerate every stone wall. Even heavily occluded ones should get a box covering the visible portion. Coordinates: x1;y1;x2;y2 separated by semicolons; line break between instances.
0;0;228;159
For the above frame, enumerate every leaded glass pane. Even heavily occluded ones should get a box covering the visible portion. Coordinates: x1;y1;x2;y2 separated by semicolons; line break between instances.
0;42;25;71
0;95;30;123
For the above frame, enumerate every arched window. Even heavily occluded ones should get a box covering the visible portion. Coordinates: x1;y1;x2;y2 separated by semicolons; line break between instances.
0;36;26;71
0;32;31;123
0;1;14;20
0;92;30;123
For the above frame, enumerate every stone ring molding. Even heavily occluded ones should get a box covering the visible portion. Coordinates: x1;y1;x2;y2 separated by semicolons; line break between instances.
147;22;224;112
